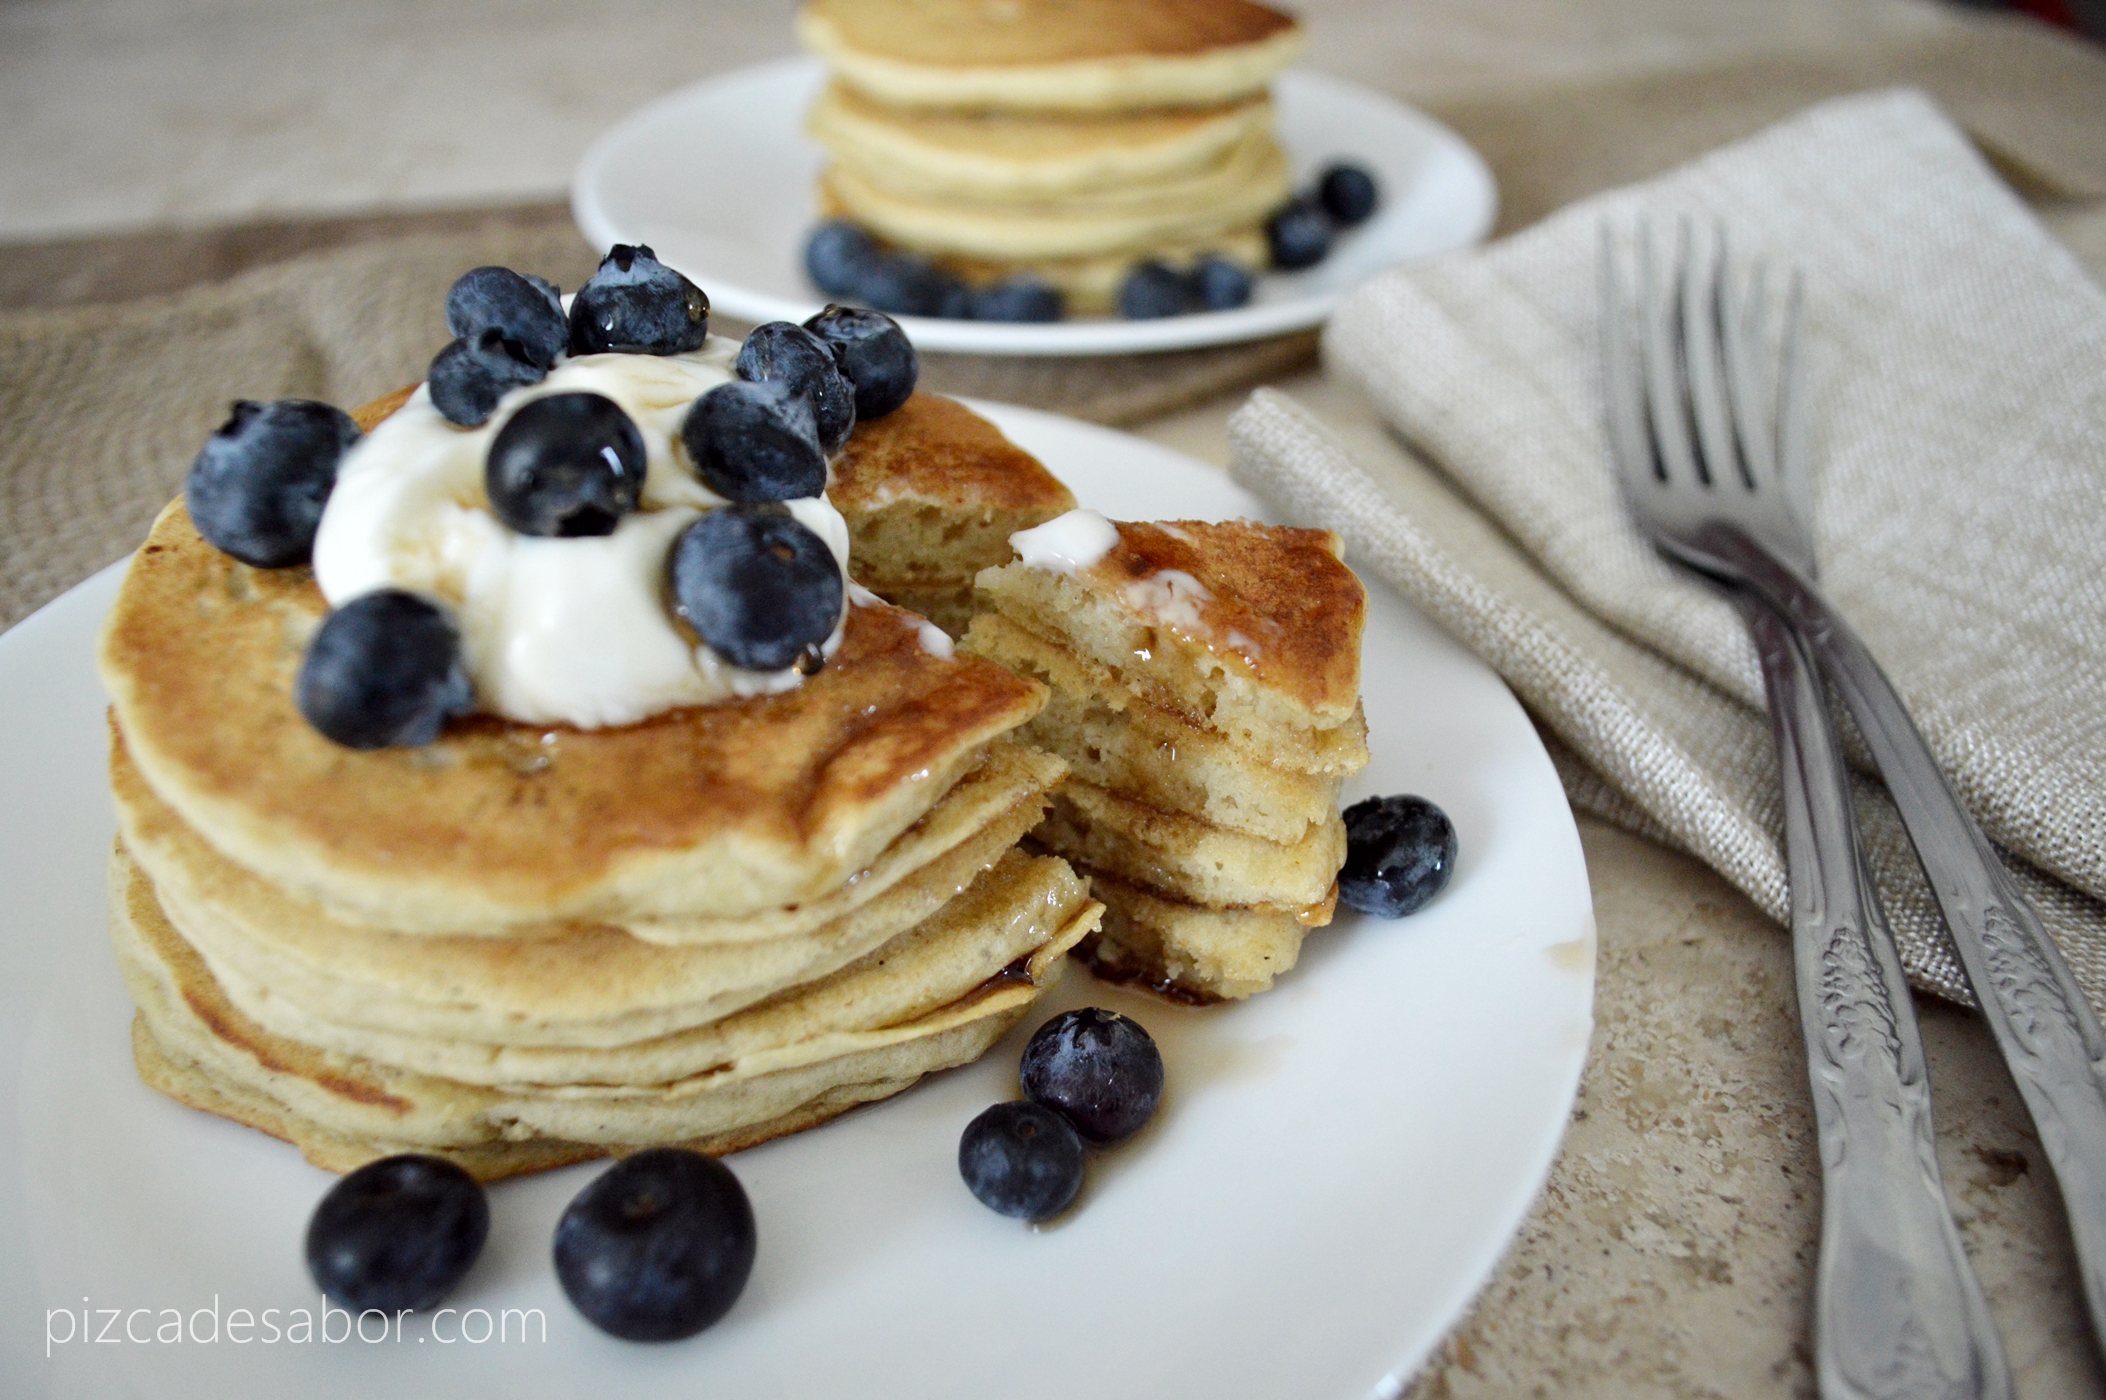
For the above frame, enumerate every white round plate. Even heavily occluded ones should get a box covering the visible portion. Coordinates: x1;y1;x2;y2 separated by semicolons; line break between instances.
572;58;1496;356
1;405;1589;1400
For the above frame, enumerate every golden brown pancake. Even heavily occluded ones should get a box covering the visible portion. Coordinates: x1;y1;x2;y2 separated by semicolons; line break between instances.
835;393;1075;633
99;500;1047;933
975;518;1368;766
797;0;1305;111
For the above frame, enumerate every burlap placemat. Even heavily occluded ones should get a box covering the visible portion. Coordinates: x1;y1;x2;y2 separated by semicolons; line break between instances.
1228;89;2106;1014
0;217;1316;632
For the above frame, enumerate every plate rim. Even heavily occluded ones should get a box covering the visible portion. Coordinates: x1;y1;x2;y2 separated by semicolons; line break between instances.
570;56;1498;358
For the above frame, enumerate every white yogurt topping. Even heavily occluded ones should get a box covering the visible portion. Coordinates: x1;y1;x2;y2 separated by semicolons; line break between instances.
1009;507;1118;573
311;336;852;729
1121;568;1213;636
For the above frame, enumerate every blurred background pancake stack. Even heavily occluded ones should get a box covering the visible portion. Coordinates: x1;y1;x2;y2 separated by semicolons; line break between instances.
966;516;1368;1000
799;0;1305;313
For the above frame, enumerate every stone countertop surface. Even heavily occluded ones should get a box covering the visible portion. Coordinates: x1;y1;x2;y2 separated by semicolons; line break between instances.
6;2;2106;1396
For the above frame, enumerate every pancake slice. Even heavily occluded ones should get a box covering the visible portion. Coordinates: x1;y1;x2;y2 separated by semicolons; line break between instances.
1039;780;1345;910
1079;868;1336;1002
962;612;1342;841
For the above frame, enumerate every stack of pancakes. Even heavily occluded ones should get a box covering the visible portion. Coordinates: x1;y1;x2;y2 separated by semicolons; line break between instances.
100;398;1102;1182
799;0;1305;313
830;392;1077;636
964;518;1368;1000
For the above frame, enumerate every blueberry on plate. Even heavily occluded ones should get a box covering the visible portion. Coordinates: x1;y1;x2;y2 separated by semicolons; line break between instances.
185;398;361;568
444;265;569;370
681;379;828;502
305;1154;489;1313
972;277;1064;323
1019;1007;1164;1144
295;590;475;750
568;244;709;356
804;220;879;298
485;391;646;537
803;305;918;420
1316;162;1380;227
553;1148;756;1342
1117;261;1191;320
1266;199;1333;270
427;328;546;427
857;253;973;319
734;322;857;455
668;505;844;673
1339;793;1458;917
959;1101;1086;1222
1189;255;1254;311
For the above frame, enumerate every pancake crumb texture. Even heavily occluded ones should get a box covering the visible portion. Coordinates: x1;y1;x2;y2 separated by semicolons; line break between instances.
968;516;1369;1001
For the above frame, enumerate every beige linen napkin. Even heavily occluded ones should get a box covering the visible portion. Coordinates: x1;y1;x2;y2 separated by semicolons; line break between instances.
1228;88;2106;1013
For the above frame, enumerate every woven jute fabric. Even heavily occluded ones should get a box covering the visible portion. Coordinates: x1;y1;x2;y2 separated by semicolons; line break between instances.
0;223;1313;633
1229;89;2106;1015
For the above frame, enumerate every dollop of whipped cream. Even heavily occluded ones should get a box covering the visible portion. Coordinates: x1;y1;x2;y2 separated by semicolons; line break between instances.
311;336;852;729
1008;508;1118;573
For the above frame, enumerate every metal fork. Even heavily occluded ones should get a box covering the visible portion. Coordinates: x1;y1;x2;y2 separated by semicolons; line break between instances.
1602;219;2013;1400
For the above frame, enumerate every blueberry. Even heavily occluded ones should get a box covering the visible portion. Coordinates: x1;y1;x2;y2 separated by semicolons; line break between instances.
304;1155;488;1313
669;505;844;672
427;328;546;427
804;220;879;298
296;590;475;749
444;266;568;370
1316;162;1380;227
553;1148;756;1343
1190;255;1254;311
1266;199;1333;270
734;322;857;455
184;399;360;568
958;1102;1086;1222
1339;794;1458;917
1117;261;1192;320
972;277;1064;322
485;392;645;537
1019;1008;1165;1144
803;305;918;420
568;244;709;356
858;253;972;319
681;380;828;502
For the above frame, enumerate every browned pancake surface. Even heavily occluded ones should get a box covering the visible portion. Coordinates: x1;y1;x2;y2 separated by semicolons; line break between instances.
1087;520;1364;718
833;393;1074;518
101;502;1044;922
802;0;1298;65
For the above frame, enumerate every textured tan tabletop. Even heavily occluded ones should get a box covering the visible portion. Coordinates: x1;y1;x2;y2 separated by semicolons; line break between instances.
5;1;2106;1394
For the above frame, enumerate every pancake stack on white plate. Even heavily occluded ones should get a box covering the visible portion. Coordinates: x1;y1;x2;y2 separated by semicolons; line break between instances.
98;380;1103;1182
798;0;1305;313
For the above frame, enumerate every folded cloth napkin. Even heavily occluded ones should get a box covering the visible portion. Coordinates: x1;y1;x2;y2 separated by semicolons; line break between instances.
1228;88;2106;1014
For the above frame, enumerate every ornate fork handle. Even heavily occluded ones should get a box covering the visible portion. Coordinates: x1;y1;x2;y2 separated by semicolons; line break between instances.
1710;519;2106;1355
1740;592;2009;1400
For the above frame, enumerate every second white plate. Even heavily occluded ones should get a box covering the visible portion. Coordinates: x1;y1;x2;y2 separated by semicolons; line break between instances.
572;58;1497;356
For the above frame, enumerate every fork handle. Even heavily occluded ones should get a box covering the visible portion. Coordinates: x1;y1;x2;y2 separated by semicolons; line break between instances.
1710;525;2106;1358
1740;593;2011;1400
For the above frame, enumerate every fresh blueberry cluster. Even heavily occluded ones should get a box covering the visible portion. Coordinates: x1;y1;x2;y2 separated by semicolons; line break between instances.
1338;793;1457;917
1265;159;1382;272
183;254;924;752
304;1147;757;1344
958;1007;1164;1222
1116;253;1257;320
804;220;1063;323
